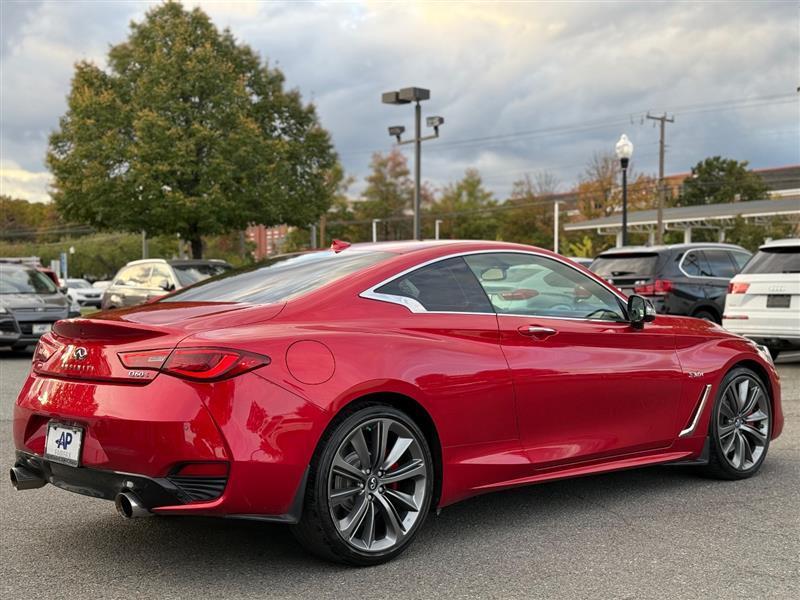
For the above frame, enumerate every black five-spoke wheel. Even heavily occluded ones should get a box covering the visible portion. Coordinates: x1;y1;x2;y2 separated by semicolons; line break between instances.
704;367;771;480
293;404;433;565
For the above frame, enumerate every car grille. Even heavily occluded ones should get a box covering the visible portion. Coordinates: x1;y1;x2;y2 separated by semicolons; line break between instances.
167;476;227;502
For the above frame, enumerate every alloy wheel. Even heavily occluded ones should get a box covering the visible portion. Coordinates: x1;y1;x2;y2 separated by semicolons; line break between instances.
327;417;428;553
716;375;770;471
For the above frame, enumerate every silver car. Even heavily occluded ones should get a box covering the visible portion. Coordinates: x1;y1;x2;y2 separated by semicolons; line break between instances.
0;264;72;351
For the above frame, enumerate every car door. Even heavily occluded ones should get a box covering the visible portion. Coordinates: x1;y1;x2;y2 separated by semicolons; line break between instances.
464;251;684;468
366;256;526;489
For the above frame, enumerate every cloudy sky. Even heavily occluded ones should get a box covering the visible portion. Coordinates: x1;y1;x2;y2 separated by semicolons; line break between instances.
1;0;798;203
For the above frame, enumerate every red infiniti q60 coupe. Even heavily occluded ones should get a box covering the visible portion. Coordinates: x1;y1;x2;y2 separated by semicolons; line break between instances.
11;241;783;565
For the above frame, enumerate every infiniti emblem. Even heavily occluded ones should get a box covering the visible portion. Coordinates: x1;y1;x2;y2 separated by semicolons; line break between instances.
73;347;88;361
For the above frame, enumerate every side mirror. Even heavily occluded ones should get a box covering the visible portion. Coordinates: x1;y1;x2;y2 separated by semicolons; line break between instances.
158;280;174;292
628;294;656;329
481;267;505;281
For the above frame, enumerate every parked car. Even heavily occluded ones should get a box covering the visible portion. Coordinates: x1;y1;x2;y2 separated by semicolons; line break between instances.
92;280;112;290
0;304;22;348
101;259;232;309
62;278;103;308
10;241;781;566
566;256;594;268
0;263;72;350
590;243;752;323
723;238;800;359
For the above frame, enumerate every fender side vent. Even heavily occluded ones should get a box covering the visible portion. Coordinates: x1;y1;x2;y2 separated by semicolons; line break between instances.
679;384;712;438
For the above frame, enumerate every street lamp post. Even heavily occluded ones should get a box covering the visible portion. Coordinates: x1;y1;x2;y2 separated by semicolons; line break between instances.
382;87;443;240
615;134;634;247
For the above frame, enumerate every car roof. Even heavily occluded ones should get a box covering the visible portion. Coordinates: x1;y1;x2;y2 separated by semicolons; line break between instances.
596;242;748;256
333;239;543;255
759;238;800;249
123;258;231;267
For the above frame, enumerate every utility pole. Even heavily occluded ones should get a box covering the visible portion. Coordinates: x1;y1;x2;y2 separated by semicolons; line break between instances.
646;113;674;244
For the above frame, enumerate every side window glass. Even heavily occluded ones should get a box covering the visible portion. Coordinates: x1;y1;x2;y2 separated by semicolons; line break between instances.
375;257;493;313
115;265;151;287
704;250;736;278
681;251;712;277
148;264;173;289
464;253;625;321
730;251;751;272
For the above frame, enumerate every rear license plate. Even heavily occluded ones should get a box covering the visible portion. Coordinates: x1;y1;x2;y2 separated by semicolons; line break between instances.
45;422;83;467
32;323;52;334
766;295;791;308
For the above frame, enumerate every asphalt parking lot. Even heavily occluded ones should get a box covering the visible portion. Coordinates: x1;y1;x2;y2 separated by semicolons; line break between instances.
1;350;798;600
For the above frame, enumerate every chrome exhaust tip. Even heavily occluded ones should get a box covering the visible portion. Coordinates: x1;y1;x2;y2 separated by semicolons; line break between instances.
9;466;47;490
114;492;152;519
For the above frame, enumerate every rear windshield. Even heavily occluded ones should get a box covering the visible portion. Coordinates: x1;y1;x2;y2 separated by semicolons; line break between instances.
590;254;658;278
0;267;58;294
173;263;231;287
161;250;394;304
741;247;800;274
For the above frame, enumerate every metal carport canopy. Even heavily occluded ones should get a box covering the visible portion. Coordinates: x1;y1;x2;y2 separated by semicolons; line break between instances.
564;198;800;234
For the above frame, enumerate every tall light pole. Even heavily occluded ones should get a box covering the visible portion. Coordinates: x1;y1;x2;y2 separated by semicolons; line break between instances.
382;87;443;240
615;134;634;247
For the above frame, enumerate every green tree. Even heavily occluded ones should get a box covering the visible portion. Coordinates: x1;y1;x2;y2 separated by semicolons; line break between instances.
47;2;336;258
496;172;559;249
428;169;498;240
679;156;768;206
0;196;64;241
355;150;416;241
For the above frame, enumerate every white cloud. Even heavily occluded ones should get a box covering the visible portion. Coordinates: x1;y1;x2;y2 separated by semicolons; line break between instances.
0;159;52;202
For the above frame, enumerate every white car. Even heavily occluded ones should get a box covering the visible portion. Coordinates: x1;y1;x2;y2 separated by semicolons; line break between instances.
62;278;103;308
723;238;800;359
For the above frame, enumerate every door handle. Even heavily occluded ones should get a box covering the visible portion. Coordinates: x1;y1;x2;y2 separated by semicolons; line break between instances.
517;325;557;339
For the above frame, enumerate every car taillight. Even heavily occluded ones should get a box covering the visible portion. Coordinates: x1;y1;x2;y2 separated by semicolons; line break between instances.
728;282;750;294
118;347;269;381
633;279;674;296
33;335;58;363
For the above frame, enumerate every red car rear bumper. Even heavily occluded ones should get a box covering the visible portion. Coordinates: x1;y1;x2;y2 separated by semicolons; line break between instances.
13;370;327;519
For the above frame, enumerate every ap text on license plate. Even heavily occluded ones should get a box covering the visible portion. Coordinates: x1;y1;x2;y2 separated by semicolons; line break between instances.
45;422;83;467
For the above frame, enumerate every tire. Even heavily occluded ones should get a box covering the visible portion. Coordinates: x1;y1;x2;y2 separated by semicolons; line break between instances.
292;403;434;566
701;367;771;480
693;309;719;324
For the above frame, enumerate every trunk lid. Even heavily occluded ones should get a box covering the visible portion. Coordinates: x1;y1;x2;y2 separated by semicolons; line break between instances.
32;301;284;383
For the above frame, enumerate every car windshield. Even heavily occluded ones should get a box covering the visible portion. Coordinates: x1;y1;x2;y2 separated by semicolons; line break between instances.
741;247;800;274
172;263;232;287
66;279;91;288
590;253;658;277
161;250;394;304
0;267;58;294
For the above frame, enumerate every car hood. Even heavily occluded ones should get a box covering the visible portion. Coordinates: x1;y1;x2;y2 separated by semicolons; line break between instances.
0;293;69;311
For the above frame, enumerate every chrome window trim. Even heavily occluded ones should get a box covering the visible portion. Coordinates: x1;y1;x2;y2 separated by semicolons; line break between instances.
359;249;629;320
678;247;748;281
679;384;713;438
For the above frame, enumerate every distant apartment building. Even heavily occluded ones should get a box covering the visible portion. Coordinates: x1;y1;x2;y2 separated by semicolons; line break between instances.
245;224;290;260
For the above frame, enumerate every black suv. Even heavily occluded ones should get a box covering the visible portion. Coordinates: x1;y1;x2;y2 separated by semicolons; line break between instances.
590;243;751;323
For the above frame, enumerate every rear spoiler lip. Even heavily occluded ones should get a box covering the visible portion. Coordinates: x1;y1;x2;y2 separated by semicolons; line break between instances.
53;318;172;342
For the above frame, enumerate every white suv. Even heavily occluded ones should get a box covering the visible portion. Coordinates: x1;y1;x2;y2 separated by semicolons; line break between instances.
723;238;800;359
